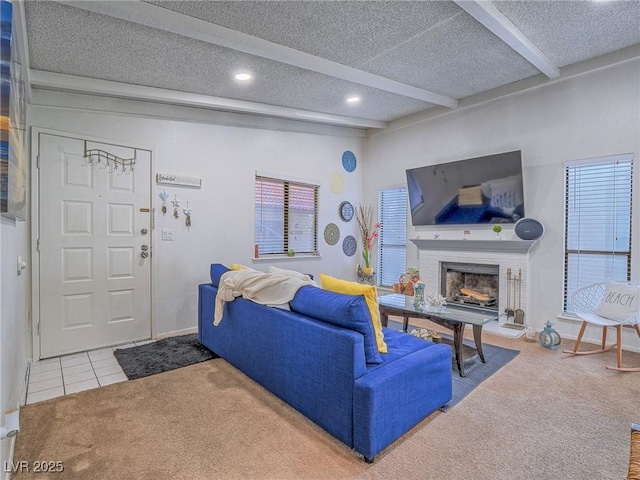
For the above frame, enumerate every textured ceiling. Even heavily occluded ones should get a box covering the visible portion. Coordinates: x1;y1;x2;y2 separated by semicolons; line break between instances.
493;0;640;66
23;0;640;128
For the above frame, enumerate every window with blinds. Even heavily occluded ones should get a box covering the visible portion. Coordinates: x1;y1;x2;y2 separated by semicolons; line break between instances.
255;175;318;256
564;155;634;313
378;187;408;287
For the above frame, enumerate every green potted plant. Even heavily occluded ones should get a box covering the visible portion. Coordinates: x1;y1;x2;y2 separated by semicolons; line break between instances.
492;224;503;239
287;248;295;257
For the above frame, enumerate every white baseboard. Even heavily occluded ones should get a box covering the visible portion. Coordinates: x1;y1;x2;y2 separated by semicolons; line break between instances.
3;434;17;480
155;327;198;340
3;359;29;480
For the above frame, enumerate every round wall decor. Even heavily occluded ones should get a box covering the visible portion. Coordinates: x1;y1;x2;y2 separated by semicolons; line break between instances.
329;172;345;194
342;151;357;173
342;235;357;257
323;223;340;245
339;201;354;222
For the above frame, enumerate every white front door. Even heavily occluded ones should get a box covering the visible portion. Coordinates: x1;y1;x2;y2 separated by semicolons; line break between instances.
38;133;152;358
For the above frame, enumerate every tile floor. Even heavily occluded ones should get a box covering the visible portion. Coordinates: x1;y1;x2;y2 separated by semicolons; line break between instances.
26;340;154;405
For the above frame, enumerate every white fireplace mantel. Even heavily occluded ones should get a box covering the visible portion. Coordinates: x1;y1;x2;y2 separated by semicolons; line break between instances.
411;238;537;254
412;237;537;331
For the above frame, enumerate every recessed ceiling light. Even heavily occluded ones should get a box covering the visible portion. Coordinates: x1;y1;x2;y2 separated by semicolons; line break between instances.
235;73;252;81
346;96;360;104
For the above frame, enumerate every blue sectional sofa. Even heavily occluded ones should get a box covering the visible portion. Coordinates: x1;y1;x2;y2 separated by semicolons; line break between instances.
198;264;452;462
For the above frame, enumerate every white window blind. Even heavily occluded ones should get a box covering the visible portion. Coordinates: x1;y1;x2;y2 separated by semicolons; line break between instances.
378;187;407;287
255;175;318;256
564;155;634;313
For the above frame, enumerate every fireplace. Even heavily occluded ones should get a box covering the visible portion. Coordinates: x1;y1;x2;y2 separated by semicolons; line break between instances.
440;262;499;311
411;238;537;332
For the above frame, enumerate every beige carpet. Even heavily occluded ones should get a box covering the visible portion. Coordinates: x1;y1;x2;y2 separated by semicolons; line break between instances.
13;329;640;480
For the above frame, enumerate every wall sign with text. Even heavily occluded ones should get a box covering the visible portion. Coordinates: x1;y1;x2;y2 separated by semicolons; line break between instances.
156;173;202;188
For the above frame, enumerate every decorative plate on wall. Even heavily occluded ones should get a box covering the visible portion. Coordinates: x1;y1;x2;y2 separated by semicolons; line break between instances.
324;223;340;245
342;151;357;173
329;172;345;193
342;235;357;257
339;201;354;222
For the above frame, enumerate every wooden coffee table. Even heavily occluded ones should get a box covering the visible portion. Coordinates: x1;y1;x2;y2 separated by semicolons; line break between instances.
378;294;504;377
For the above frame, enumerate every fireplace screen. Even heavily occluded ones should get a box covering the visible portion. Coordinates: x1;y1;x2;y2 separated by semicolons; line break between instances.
441;262;499;310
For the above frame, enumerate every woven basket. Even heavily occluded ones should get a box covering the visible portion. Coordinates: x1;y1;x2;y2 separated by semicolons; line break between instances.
630;424;640;480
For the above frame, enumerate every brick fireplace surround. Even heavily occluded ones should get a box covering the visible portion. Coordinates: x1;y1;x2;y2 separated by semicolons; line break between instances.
411;239;538;331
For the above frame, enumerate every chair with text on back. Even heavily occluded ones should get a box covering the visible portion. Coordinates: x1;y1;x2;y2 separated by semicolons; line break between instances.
562;282;640;372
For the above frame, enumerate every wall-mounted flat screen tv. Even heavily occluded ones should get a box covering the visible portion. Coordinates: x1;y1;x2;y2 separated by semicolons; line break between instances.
406;150;525;226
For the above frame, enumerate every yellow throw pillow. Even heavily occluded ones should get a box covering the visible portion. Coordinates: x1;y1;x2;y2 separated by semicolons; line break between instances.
319;273;387;354
230;263;248;271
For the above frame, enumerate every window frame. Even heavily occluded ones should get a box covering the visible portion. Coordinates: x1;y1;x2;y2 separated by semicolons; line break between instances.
377;186;408;287
254;174;319;258
563;154;634;314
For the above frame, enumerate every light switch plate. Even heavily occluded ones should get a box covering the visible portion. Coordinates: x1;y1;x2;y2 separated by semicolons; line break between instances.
161;229;174;241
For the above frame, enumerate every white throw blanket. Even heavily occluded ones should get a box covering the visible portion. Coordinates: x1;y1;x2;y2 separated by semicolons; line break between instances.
214;269;316;325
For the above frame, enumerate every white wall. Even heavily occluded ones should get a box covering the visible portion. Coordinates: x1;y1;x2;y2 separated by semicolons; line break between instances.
29;95;367;340
1;216;30;472
366;60;640;347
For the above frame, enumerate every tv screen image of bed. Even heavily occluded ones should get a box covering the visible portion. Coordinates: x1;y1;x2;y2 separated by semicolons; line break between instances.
406;150;525;226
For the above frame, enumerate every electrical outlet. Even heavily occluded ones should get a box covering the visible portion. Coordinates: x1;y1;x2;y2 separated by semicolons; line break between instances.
161;229;174;241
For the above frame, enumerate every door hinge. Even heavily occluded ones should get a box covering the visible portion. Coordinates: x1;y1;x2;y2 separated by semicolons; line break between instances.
37;238;40;252
36;155;40;169
37;322;40;335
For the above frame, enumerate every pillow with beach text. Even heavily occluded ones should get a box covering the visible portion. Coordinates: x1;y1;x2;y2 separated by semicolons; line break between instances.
595;282;640;322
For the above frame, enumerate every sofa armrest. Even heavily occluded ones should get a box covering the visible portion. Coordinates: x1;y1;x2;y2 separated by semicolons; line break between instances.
198;283;216;346
353;344;452;460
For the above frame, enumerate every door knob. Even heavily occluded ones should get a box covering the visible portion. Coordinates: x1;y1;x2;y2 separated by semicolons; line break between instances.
141;245;148;251
141;245;149;258
141;251;149;258
141;228;148;235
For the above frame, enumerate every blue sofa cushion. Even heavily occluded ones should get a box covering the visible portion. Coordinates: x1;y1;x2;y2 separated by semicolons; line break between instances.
210;263;231;287
290;286;383;364
370;328;432;367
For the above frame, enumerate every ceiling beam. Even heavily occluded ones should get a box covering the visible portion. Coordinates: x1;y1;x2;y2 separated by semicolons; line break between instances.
12;0;32;103
29;70;388;129
55;0;458;108
454;0;560;79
